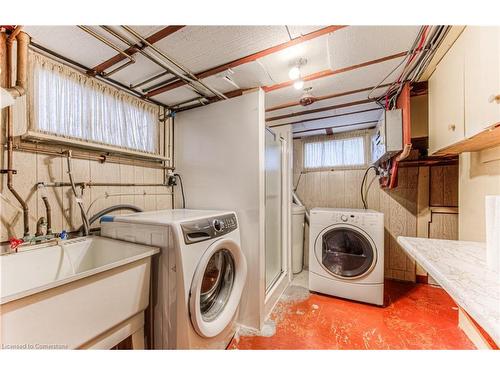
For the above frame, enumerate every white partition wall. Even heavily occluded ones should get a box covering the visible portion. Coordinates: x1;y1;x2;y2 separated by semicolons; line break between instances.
174;89;266;330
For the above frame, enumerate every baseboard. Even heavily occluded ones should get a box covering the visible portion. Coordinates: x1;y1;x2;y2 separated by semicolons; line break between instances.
415;274;428;284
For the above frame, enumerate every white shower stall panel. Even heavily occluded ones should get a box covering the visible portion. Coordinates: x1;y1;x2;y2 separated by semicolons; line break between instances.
174;89;266;329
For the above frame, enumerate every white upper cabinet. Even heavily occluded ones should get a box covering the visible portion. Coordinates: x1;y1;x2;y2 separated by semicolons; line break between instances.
429;32;465;154
429;26;500;155
463;26;500;138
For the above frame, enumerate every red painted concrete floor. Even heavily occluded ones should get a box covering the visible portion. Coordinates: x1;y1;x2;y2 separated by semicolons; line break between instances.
229;279;475;350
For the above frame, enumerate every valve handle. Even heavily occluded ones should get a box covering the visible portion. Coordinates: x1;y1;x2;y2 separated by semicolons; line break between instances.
9;237;24;250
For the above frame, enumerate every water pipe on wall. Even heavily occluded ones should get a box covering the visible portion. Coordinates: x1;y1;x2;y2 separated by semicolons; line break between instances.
1;27;30;237
65;150;90;236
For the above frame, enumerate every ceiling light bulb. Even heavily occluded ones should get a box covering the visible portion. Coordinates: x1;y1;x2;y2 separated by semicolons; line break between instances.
293;80;304;90
288;66;301;80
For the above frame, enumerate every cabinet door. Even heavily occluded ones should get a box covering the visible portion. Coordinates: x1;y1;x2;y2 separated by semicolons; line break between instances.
429;35;465;154
464;26;500;138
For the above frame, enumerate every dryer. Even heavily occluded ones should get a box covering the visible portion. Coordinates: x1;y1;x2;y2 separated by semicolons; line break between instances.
308;208;384;306
100;209;247;349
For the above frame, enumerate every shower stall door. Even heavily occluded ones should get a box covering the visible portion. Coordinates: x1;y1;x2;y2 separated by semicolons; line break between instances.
265;128;283;292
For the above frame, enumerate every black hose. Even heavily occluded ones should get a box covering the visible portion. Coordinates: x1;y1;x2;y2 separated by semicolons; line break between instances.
361;165;378;209
77;204;143;235
174;173;186;209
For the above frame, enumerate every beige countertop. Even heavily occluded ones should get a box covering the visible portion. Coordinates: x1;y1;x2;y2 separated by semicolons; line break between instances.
397;236;500;346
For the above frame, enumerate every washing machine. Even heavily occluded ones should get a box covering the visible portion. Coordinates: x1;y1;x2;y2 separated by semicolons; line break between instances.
100;209;247;349
308;208;384;306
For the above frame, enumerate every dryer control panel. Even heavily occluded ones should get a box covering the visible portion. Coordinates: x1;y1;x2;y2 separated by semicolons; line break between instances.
181;213;238;244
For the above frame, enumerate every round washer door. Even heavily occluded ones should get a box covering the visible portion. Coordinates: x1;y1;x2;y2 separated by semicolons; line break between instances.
314;224;377;279
189;238;247;338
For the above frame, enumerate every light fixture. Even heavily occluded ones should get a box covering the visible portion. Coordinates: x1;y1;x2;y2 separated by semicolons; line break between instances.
293;80;304;90
288;66;301;80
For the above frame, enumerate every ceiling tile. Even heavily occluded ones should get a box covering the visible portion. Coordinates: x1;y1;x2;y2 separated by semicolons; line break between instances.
327;26;420;70
286;25;327;39
152;26;291;73
25;25;124;68
264;56;406;109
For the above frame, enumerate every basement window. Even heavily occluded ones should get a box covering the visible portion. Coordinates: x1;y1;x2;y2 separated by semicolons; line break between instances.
303;136;365;169
30;52;159;154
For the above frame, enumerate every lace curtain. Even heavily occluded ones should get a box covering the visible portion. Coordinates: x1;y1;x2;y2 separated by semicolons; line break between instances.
303;130;370;170
29;52;159;154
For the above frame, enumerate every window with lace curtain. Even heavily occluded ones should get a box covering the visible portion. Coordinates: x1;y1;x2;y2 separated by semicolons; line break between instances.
303;135;366;169
29;52;159;154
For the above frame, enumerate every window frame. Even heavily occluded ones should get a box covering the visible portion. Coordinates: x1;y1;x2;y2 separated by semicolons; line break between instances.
23;52;168;162
301;131;372;172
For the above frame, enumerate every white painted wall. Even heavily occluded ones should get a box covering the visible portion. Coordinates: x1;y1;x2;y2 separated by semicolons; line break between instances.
174;89;266;329
459;147;500;242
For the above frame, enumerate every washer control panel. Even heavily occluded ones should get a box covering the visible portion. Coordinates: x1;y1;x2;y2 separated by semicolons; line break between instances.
334;213;370;226
181;213;238;244
333;212;382;227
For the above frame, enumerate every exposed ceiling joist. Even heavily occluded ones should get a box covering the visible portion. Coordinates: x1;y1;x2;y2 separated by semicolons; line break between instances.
89;25;185;76
146;25;345;98
293;120;378;134
266;83;391;112
174;88;244;112
171;49;406;112
266;98;376;122
263;51;408;92
268;107;381;127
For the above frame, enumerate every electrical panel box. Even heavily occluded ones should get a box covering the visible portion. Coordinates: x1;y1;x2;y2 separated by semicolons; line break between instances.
371;109;403;166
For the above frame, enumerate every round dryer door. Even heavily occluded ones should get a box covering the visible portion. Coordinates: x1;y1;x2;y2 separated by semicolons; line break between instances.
189;238;247;338
315;224;377;279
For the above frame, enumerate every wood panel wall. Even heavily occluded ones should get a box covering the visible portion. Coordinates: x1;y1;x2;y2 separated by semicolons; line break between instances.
429;212;459;239
430;165;459;207
293;138;418;282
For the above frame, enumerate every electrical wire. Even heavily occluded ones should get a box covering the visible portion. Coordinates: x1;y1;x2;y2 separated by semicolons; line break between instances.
383;26;430;110
361;165;377;209
174;173;186;209
368;25;435;109
367;26;425;106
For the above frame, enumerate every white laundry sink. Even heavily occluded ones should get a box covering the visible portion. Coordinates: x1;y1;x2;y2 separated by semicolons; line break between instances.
0;236;159;349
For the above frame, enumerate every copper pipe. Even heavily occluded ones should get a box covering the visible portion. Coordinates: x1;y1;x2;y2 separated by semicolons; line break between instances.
42;196;52;235
38;181;169;188
16;140;168;170
396;143;412;162
6;30;29;98
395;83;412;162
4;27;30;236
